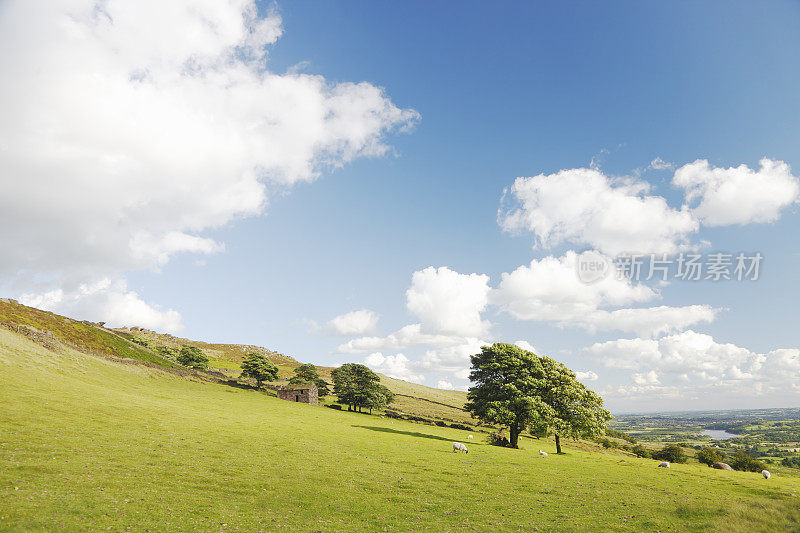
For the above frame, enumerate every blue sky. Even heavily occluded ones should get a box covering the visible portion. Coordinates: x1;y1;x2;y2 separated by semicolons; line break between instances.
2;0;800;412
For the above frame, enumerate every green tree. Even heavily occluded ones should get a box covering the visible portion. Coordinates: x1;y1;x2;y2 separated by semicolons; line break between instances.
652;444;687;464
240;352;279;389
289;363;330;397
728;450;766;472
331;363;392;412
697;447;726;466
465;343;552;449
177;345;209;370
536;355;612;454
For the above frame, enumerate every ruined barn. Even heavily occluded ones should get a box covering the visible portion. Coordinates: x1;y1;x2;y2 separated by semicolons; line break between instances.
277;383;318;405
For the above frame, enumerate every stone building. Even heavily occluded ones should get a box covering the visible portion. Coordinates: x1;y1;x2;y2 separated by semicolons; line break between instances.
277;383;318;405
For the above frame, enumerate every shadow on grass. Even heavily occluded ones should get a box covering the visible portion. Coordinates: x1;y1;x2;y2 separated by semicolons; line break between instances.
354;425;455;443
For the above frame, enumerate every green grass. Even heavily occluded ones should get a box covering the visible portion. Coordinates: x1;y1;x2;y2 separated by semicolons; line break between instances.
3;329;800;532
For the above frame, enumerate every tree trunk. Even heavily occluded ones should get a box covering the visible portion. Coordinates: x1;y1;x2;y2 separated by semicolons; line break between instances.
555;434;562;454
510;425;520;449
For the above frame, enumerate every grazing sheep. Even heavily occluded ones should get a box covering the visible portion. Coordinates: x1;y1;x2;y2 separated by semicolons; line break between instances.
452;442;468;453
539;450;548;456
712;462;733;471
762;470;771;479
658;461;670;468
467;434;473;440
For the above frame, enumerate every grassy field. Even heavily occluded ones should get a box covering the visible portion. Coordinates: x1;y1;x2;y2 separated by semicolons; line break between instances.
3;329;800;531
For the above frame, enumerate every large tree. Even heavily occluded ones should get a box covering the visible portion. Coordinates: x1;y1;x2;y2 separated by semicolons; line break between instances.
332;363;393;412
466;343;611;451
240;352;279;389
289;363;330;397
536;355;611;454
466;343;552;448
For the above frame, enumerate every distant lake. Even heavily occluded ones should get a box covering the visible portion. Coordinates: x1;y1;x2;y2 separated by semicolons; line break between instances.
702;429;737;440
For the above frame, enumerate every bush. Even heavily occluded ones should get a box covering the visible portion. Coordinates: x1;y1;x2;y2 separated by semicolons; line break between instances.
696;447;726;466
632;444;651;458
728;450;766;472
488;433;512;447
449;423;472;431
652;444;687;464
325;404;342;410
781;456;800;468
177;345;209;370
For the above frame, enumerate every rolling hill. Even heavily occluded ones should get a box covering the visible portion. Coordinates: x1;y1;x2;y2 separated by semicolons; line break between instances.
2;302;800;530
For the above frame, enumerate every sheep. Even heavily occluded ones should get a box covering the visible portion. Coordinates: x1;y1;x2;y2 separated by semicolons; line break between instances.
539;450;548;456
467;434;473;440
658;461;670;468
452;442;468;453
762;470;771;479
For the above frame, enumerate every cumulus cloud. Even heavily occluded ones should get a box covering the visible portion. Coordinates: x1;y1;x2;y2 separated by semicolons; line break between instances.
363;352;424;383
436;380;454;390
0;0;417;328
327;309;380;336
585;330;800;386
575;370;599;382
499;168;698;255
514;340;538;353
493;252;717;336
674;158;800;226
406;266;491;337
337;323;473;354
19;278;183;332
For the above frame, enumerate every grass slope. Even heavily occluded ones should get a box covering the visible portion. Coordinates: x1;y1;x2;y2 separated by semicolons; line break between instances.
2;329;800;532
0;300;177;368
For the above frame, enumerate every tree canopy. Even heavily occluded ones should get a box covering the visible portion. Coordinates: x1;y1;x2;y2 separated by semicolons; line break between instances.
289;363;330;397
466;343;611;451
332;363;394;413
240;352;279;389
176;345;209;370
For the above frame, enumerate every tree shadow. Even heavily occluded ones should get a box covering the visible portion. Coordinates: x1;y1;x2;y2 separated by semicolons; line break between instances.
354;425;455;443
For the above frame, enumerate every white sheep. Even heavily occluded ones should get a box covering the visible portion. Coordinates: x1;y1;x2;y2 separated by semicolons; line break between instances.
539;450;548;456
762;470;771;479
467;434;473;440
452;442;468;453
658;461;670;468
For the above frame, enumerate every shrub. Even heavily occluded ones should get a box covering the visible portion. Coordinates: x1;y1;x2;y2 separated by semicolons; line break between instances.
728;450;766;472
449;423;472;431
652;444;687;464
177;345;209;370
325;404;342;410
696;447;726;466
488;433;512;447
632;444;651;458
781;456;800;468
435;421;447;427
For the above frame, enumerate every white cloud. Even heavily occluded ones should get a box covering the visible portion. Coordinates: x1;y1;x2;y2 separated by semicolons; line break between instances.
407;266;491;337
583;305;719;337
0;0;417;325
493;252;717;336
337;323;472;354
499;168;698;255
436;380;454;390
514;340;538;353
363;352;424;383
419;338;488;373
19;278;183;332
674;158;799;226
575;370;599;382
585;330;800;385
632;370;660;385
327;309;380;336
648;157;674;171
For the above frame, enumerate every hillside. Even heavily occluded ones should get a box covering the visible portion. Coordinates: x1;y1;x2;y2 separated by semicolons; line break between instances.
2;326;800;531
